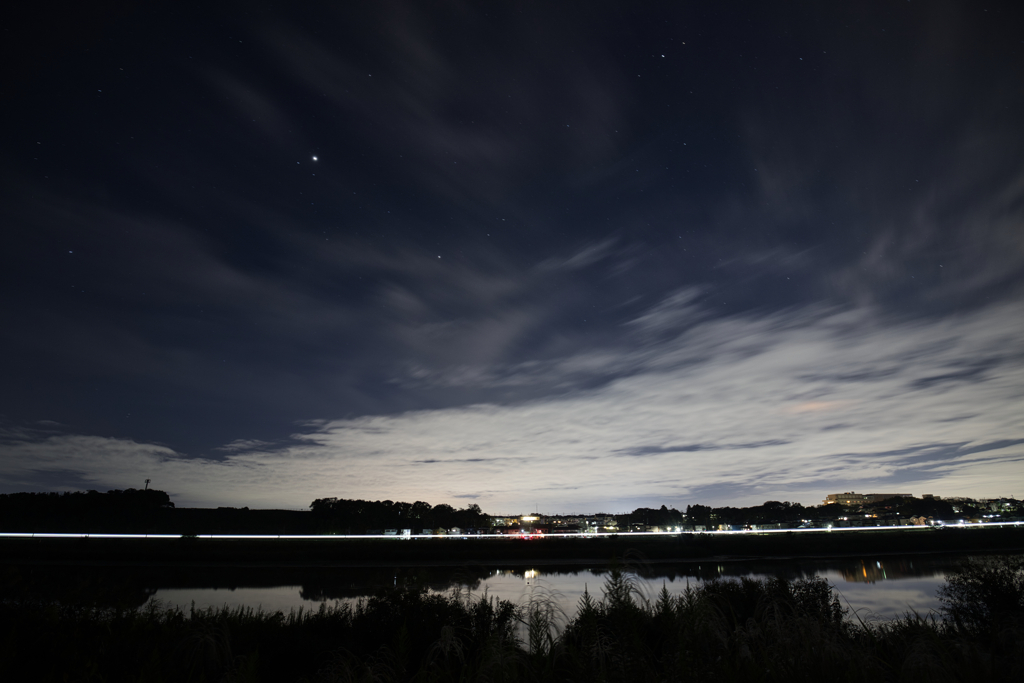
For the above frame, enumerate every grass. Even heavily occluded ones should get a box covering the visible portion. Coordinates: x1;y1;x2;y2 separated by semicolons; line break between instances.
2;557;1022;681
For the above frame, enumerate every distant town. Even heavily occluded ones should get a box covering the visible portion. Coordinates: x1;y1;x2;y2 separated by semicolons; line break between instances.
487;492;1022;537
1;488;1020;536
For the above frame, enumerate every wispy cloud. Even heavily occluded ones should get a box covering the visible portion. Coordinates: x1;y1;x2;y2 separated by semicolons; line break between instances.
538;239;618;272
3;294;1021;511
215;439;276;453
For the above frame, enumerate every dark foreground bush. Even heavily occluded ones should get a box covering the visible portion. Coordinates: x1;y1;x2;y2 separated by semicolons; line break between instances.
2;564;1023;682
939;554;1024;635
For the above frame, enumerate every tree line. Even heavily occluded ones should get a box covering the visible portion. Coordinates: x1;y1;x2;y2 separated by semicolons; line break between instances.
309;497;488;534
0;489;1014;534
0;489;174;532
616;495;992;529
0;490;489;534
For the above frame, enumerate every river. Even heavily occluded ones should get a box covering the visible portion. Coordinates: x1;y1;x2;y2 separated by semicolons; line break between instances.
146;554;961;622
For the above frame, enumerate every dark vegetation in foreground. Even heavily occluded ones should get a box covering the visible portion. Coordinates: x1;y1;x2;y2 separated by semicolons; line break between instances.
2;556;1021;682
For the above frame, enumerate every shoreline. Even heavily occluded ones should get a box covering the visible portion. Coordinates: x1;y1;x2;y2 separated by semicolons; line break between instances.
2;527;1022;569
0;545;1021;569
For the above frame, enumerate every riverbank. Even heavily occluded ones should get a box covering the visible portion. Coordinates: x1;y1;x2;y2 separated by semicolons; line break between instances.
3;526;1022;566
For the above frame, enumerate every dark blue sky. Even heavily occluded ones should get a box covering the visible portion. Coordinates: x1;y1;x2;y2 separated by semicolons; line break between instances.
2;1;1022;511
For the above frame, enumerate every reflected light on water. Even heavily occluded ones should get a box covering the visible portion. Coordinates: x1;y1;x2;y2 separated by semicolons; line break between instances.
149;558;950;622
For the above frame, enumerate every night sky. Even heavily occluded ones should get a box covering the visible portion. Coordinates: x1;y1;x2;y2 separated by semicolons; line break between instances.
2;1;1023;512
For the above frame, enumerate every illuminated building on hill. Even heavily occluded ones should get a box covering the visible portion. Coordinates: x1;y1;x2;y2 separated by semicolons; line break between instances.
824;492;913;506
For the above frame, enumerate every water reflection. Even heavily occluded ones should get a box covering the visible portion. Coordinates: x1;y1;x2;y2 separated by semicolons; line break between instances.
0;553;974;620
193;555;952;621
838;557;943;583
299;565;492;601
453;559;952;622
821;573;943;620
